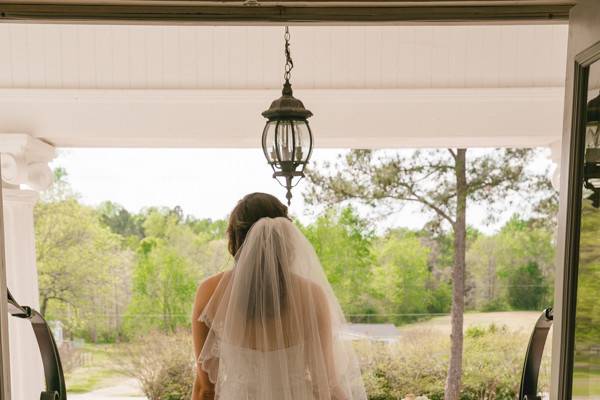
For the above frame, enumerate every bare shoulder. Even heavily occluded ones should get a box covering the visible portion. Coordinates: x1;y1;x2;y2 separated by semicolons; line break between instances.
193;271;229;312
199;271;226;291
292;274;327;302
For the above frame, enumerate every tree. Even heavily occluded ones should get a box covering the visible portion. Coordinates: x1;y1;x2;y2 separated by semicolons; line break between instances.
97;201;145;243
466;216;554;311
125;237;197;334
123;208;229;335
299;207;376;319
35;198;131;340
304;148;548;400
371;229;433;324
506;262;548;310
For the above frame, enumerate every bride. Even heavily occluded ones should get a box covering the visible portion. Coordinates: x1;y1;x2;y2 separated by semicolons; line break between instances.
191;192;367;400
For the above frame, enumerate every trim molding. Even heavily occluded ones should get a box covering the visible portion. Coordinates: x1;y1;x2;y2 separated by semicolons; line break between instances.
0;1;573;24
0;87;564;148
2;189;39;205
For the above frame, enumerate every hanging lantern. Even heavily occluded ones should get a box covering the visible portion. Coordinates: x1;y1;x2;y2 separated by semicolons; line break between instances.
261;26;314;205
584;91;600;207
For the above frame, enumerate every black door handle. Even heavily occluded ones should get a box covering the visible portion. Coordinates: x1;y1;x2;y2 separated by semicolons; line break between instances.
519;308;553;400
7;288;67;400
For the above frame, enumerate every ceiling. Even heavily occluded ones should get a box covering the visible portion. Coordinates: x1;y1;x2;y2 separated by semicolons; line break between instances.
0;23;568;148
0;25;567;90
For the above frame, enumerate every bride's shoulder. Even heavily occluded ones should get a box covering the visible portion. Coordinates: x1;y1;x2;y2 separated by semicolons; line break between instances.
196;270;230;298
291;274;326;299
193;271;231;315
198;270;229;290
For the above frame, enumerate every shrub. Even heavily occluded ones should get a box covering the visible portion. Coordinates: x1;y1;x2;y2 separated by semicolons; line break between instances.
354;325;551;400
118;329;195;400
116;324;551;400
354;330;448;400
58;342;82;374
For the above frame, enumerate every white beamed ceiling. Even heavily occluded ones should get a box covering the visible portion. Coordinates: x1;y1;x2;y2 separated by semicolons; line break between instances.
0;24;569;148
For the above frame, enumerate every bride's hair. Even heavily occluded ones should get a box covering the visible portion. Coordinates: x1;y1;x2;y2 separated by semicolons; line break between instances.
226;192;289;256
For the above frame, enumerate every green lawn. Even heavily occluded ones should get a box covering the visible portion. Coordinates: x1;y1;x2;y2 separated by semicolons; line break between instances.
398;311;544;335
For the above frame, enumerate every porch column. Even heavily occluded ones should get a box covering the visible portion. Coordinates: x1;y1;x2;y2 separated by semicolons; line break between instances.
549;139;562;191
0;134;55;399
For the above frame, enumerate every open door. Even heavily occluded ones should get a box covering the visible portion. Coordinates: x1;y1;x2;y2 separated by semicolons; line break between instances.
553;2;600;400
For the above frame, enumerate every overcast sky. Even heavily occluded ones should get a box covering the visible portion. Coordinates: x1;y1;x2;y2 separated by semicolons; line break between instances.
51;147;554;234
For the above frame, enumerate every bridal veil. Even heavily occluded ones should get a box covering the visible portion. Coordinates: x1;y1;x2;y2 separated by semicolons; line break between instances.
198;217;366;400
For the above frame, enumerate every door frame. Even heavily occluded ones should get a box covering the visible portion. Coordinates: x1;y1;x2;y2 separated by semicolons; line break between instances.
0;161;12;400
556;40;600;400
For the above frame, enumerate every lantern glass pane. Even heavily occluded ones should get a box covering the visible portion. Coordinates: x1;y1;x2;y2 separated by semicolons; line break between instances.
293;121;311;163
263;121;278;163
276;120;295;162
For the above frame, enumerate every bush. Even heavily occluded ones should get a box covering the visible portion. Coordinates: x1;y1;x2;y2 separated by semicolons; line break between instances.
354;330;448;400
354;325;551;400
58;342;83;374
118;329;195;400
116;324;551;400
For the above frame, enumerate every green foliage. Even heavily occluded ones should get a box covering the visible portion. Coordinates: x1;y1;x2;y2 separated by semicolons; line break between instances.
185;216;228;240
97;201;145;245
35;197;132;341
299;207;377;318
304;148;552;399
355;325;551;400
36;170;234;341
37;164;555;352
506;262;548;310
125;238;197;334
466;215;554;311
371;230;434;323
122;208;233;336
305;149;544;232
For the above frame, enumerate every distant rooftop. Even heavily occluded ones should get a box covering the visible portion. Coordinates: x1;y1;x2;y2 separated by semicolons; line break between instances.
341;323;401;342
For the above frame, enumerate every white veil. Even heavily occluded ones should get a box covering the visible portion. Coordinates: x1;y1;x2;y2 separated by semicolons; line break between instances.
198;217;366;400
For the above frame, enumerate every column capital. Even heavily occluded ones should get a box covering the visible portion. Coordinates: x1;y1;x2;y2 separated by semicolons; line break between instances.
0;134;56;191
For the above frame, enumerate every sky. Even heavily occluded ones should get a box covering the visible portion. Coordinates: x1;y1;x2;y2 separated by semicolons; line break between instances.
50;147;555;235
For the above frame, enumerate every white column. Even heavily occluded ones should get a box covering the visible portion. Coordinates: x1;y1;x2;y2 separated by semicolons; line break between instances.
0;134;55;399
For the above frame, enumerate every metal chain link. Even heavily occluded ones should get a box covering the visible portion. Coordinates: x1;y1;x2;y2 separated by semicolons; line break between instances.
284;26;294;82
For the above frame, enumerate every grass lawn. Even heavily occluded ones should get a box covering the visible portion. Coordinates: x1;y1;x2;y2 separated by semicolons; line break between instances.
66;343;129;393
397;310;544;335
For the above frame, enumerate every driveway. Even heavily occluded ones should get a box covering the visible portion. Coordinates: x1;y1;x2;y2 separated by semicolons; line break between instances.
68;378;146;400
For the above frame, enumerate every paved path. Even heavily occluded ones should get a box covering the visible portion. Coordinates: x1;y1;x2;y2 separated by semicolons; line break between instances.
68;378;146;400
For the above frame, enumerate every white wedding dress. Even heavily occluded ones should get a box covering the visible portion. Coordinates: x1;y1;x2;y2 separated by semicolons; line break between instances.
198;217;366;400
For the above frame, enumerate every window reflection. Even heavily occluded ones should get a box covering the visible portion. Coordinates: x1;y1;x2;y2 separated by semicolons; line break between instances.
573;61;600;400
